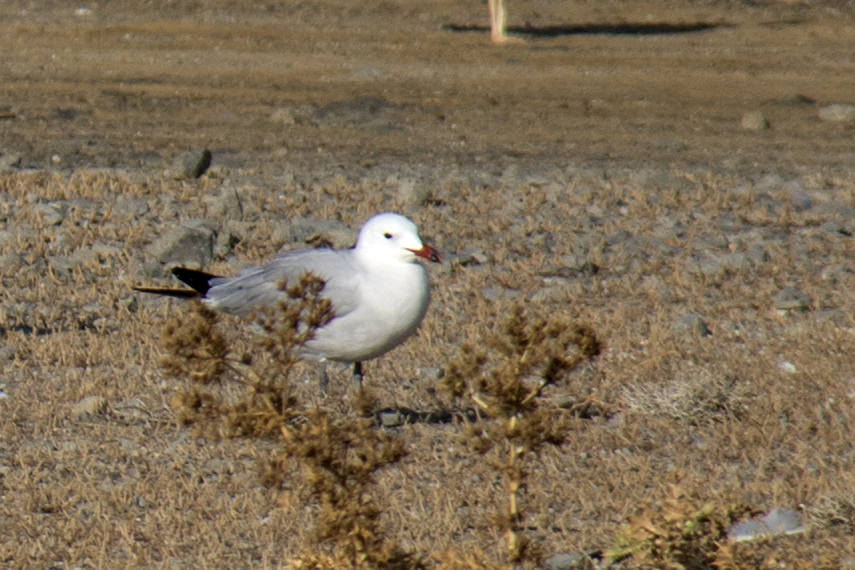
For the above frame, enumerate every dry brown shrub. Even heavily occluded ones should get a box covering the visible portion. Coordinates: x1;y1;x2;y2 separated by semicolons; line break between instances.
158;272;422;569
605;481;752;570
440;305;602;566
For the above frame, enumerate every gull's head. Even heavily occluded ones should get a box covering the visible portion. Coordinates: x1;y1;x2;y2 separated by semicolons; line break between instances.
355;213;441;264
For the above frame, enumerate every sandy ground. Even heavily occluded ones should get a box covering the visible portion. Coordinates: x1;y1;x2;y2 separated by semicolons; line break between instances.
2;0;855;568
1;0;854;176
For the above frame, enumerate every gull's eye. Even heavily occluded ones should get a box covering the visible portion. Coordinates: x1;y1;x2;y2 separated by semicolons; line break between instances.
383;232;393;239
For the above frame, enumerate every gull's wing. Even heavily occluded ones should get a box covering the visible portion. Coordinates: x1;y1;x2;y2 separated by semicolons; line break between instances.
204;248;361;318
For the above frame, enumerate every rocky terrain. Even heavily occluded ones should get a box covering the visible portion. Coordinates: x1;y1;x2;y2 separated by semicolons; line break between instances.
1;0;855;567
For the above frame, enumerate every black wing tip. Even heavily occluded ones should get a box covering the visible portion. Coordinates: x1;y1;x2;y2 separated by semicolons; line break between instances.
171;267;222;296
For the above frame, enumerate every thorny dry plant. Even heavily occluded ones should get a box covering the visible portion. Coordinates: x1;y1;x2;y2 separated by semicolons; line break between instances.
160;272;420;569
440;305;602;567
280;410;425;570
605;481;753;570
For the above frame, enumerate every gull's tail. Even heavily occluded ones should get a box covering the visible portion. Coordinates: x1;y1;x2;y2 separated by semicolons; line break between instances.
132;267;222;299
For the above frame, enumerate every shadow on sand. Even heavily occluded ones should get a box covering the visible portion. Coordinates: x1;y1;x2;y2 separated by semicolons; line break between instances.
444;21;728;38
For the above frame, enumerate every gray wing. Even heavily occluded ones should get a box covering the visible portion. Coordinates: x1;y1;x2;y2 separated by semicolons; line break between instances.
204;249;361;318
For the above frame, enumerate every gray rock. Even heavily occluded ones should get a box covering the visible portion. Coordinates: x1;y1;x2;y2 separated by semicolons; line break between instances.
753;173;784;194
0;344;17;361
673;313;711;337
531;283;571;304
47;255;81;275
285;218;354;248
417;366;444;380
773;287;810;312
544;552;596;570
782;179;811;212
629;167;695;193
0;253;25;277
481;285;519;302
148;221;215;268
33;202;67;226
112;197;149;220
214;228;239;259
72;396;108;421
270;107;295;125
746;243;768;264
449;248;489;267
741;111;768;131
395;177;430;207
377;410;404;428
0;151;21;170
819;104;855;122
166;149;212;180
211;185;243;221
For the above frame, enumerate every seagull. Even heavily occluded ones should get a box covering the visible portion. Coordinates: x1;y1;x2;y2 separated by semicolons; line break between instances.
134;212;441;391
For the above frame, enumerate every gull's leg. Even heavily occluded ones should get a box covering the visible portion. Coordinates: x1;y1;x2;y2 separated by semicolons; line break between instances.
319;361;329;393
352;361;364;390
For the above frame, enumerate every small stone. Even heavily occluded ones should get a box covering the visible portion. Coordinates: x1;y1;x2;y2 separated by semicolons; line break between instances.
481;286;518;302
148;221;215;268
417;366;444;380
377;410;404;428
166;149;212;180
746;243;768;264
112;197;149;220
544;552;596;570
47;255;81;275
72;396;108;421
819;104;855;122
214;228;239;259
33;202;67;226
396;178;430;207
0;344;17;361
211;185;243;221
0;253;24;277
270;108;295;125
782;179;811;212
451;248;489;267
741;111;768;130
673;313;711;337
773;287;810;312
0;152;21;170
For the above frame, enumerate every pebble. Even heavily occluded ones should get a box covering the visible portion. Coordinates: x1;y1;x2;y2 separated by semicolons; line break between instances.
112;197;149;220
72;395;109;421
818;104;855;122
544;552;596;570
741;111;768;130
33;202;67;226
781;179;811;212
673;313;711;337
395;177;430;207
148;220;215;268
0;253;25;277
211;185;243;221
773;287;810;312
0;151;21;170
166;149;212;180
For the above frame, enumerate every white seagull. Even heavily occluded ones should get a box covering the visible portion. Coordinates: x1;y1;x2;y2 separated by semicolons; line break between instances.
135;212;441;390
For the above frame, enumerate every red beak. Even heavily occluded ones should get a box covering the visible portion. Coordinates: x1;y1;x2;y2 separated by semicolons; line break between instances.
409;244;442;263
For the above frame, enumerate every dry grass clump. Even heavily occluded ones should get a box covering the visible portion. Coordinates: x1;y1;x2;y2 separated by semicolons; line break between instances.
280;409;423;570
606;482;751;569
621;367;749;425
439;305;602;567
